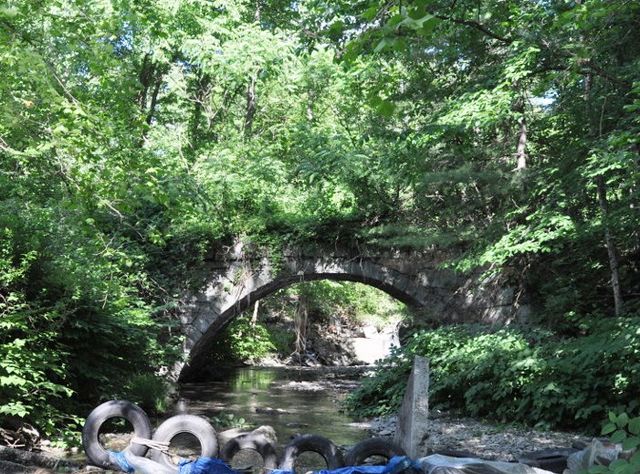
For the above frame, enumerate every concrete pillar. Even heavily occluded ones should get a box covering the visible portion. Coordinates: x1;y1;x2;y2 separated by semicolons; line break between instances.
394;356;429;458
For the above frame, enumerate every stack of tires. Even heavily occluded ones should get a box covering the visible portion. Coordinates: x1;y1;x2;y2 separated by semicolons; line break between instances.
83;400;406;473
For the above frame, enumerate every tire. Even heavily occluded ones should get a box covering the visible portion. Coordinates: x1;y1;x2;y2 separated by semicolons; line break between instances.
345;438;406;466
517;448;578;473
279;434;344;472
150;414;218;469
221;433;279;471
82;400;152;471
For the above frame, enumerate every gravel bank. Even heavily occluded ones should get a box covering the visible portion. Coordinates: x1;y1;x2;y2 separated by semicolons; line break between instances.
367;412;591;462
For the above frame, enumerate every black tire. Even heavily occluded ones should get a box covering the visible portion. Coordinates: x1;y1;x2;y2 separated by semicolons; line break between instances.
279;434;344;472
517;448;578;473
221;433;279;471
150;414;218;469
82;400;152;470
345;438;407;466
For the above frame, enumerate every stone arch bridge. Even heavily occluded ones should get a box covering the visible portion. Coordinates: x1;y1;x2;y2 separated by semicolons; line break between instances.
175;242;524;380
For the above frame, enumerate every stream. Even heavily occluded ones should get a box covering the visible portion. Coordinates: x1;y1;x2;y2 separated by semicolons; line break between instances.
177;366;371;447
50;365;591;471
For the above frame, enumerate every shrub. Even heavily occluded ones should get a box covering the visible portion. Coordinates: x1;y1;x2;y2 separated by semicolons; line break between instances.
269;327;296;357
0;242;76;438
122;374;170;415
595;412;640;473
212;315;277;363
344;319;640;432
211;412;251;430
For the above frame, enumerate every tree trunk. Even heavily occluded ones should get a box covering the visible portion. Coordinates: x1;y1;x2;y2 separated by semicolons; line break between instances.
584;69;624;316
189;73;211;151
596;175;624;316
137;53;154;109
294;294;307;355
254;0;261;22
515;114;527;170
514;95;527;170
244;71;258;138
630;144;640;253
250;300;259;326
145;77;162;126
0;446;80;470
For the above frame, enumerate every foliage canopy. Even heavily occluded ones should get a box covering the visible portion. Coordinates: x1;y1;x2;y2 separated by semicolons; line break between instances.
0;0;639;439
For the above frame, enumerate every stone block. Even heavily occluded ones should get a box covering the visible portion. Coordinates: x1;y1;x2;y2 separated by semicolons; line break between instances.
394;356;429;458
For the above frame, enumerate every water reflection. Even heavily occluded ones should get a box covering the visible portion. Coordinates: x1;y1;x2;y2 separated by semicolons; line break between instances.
177;367;370;447
230;368;277;392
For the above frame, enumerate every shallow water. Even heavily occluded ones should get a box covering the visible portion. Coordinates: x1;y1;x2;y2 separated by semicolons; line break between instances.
177;366;371;448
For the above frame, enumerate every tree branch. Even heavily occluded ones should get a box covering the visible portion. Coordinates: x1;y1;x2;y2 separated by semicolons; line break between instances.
0;135;24;155
145;78;162;126
584;60;632;90
429;12;512;44
1;19;80;105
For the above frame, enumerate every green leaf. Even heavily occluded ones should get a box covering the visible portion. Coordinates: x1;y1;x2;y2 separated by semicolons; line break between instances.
611;429;627;443
0;6;18;18
602;422;617;435
617;412;630;428
588;466;609;474
622;437;640;450
0;375;27;387
342;41;362;63
0;402;29;418
392;37;408;52
376;100;396;117
628;417;640;435
374;38;391;53
362;6;378;21
327;20;344;37
386;14;404;28
607;459;630;474
419;17;438;37
408;7;425;20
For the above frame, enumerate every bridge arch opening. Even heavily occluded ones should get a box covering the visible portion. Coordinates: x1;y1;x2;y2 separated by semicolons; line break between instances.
178;272;418;382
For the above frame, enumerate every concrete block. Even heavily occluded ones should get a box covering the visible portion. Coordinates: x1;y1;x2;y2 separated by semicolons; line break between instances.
394;356;429;458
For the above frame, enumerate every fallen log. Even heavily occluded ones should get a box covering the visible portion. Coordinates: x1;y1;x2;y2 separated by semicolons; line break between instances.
0;459;42;473
0;445;81;471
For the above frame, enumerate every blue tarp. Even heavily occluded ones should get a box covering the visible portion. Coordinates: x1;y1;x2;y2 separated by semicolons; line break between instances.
272;456;418;474
109;451;419;474
320;456;419;474
108;450;135;473
179;457;239;474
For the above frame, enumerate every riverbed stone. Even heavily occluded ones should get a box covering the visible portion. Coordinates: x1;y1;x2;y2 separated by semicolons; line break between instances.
394;356;430;458
218;428;246;449
252;425;278;444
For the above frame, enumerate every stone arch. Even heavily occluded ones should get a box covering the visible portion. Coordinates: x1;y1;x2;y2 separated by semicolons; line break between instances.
177;258;428;380
174;243;522;381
